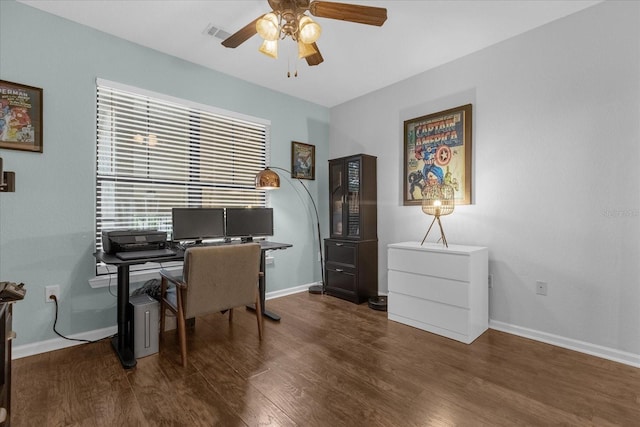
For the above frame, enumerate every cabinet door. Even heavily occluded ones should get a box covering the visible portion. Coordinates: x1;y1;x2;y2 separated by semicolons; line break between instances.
330;160;345;237
345;158;362;239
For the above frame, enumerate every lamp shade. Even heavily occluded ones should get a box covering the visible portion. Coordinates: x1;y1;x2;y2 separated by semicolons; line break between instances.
256;13;280;41
298;40;318;59
298;15;321;44
420;183;455;247
422;184;455;217
258;39;279;58
255;167;280;190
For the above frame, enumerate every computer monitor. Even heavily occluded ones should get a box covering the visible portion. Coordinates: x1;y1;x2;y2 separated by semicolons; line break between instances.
171;207;225;243
225;207;273;242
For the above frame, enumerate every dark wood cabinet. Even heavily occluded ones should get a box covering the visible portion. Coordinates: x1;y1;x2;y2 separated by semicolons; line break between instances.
325;154;378;303
0;303;12;426
329;154;377;240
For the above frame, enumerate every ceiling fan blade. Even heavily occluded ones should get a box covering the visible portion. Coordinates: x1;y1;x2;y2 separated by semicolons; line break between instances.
309;1;387;26
305;43;324;66
221;17;261;48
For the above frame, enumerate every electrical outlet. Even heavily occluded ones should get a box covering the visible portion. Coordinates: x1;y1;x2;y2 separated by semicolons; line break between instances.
45;285;60;303
536;281;547;296
488;274;494;288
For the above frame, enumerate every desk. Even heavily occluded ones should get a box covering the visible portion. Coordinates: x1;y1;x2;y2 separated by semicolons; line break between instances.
94;240;291;369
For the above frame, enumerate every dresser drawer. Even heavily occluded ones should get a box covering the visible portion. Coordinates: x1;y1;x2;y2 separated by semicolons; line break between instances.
326;240;356;266
388;247;470;281
326;266;357;301
326;264;356;290
388;292;469;335
388;270;469;309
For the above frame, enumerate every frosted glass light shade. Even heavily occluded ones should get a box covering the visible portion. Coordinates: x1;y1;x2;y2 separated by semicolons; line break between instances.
256;13;279;41
298;40;318;59
298;16;321;44
259;39;278;58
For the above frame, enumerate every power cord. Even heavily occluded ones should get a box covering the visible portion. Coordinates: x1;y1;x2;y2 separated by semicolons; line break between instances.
54;262;167;342
50;294;114;344
104;264;117;297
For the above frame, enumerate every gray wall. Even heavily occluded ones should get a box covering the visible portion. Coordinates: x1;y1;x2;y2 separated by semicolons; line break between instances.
329;1;640;362
0;1;329;348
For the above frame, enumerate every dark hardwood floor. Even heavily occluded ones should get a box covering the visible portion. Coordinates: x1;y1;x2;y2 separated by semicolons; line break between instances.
12;292;640;426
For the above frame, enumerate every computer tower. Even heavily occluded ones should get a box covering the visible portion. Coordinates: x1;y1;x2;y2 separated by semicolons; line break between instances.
129;294;159;358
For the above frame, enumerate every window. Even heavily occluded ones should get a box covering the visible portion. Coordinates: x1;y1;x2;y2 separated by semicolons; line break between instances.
95;79;270;258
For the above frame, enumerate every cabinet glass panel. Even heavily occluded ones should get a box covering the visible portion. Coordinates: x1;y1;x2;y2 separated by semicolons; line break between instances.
346;159;361;238
330;161;344;236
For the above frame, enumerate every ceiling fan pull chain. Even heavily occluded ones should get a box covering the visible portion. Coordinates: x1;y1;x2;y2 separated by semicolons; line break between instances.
286;40;298;78
292;41;298;77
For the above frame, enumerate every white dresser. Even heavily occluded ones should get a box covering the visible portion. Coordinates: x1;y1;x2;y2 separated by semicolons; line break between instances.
387;241;488;344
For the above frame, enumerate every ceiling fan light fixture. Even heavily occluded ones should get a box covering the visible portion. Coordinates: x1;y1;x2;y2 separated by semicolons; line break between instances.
256;12;280;41
259;39;278;58
297;40;318;59
298;15;321;44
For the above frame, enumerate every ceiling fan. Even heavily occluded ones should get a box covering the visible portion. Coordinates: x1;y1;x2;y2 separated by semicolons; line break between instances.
222;0;387;66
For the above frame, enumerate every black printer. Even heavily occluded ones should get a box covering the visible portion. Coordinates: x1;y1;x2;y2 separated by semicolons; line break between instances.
102;229;168;254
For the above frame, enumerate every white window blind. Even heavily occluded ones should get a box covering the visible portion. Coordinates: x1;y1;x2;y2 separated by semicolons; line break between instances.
95;80;269;253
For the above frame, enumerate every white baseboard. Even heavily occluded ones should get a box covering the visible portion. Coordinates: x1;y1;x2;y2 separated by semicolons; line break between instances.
13;326;117;360
489;320;640;368
18;291;638;369
12;282;318;360
265;282;318;300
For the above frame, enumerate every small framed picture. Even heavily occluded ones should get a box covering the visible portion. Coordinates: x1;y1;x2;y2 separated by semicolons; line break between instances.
0;79;43;153
291;141;315;180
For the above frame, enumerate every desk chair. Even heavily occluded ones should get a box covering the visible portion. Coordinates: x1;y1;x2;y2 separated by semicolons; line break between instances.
159;243;263;367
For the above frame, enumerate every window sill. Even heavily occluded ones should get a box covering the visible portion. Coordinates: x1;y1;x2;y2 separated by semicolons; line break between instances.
89;262;183;289
89;256;274;289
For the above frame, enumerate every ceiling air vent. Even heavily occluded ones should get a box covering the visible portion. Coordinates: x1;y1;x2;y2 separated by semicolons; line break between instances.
203;24;231;41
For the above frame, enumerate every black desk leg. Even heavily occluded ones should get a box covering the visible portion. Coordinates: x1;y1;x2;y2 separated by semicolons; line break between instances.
111;264;137;369
247;249;281;321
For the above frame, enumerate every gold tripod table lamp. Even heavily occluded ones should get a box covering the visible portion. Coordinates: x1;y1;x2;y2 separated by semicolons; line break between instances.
421;183;455;248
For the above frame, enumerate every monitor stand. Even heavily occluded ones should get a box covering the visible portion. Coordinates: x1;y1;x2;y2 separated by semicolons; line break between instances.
241;236;253;243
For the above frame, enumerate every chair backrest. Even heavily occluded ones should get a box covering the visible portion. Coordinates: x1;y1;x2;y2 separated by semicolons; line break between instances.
181;243;261;319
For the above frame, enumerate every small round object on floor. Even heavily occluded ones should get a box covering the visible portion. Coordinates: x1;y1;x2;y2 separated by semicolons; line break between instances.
368;295;387;311
308;284;323;294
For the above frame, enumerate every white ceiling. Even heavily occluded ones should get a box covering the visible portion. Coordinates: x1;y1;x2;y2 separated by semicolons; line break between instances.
18;0;601;107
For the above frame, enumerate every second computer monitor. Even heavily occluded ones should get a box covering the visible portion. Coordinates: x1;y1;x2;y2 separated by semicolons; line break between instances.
225;207;273;242
172;207;225;243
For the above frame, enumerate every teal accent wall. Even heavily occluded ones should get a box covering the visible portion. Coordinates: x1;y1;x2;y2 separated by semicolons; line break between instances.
0;0;329;346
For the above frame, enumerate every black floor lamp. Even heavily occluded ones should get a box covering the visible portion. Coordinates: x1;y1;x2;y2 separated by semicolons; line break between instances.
255;166;324;294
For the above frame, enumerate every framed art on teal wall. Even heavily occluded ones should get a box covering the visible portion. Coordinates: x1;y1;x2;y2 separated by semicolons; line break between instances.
291;141;315;180
0;79;43;153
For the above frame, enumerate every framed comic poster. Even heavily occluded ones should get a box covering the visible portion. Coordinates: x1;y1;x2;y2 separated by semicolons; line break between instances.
403;104;472;205
291;141;315;180
0;80;43;153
